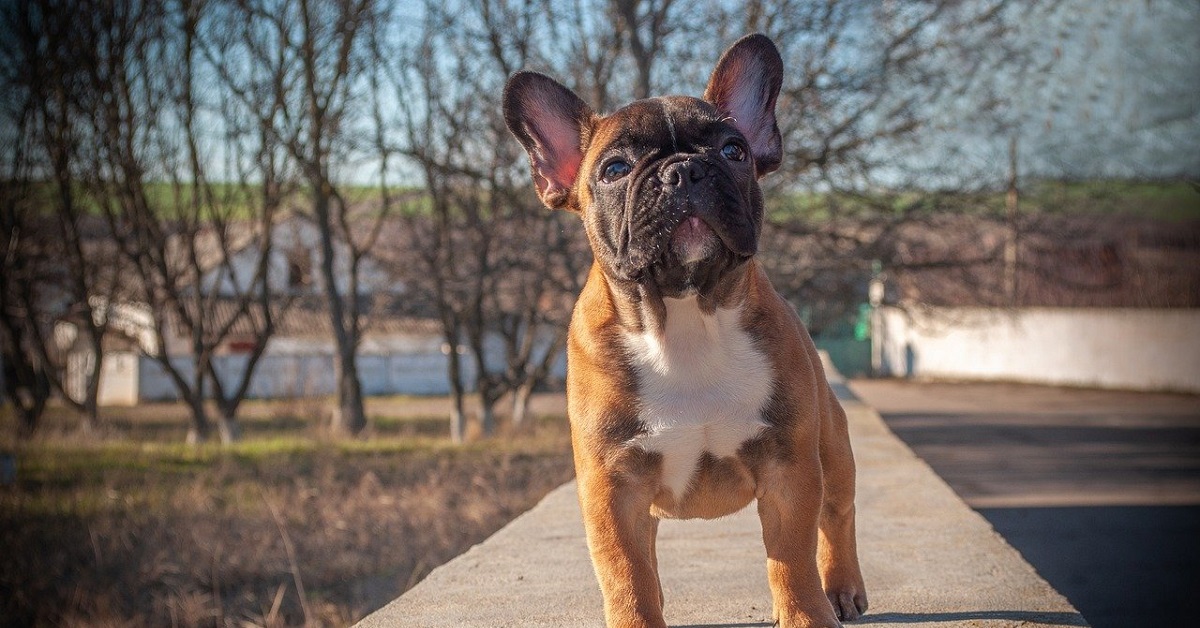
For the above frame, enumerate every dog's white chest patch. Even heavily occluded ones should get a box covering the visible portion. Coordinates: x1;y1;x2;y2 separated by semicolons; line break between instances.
623;296;774;499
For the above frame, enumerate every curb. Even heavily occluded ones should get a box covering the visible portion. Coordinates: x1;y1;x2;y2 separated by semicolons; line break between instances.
357;395;1088;627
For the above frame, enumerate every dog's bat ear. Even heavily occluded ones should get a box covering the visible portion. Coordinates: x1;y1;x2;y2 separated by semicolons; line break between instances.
703;34;784;177
504;72;594;210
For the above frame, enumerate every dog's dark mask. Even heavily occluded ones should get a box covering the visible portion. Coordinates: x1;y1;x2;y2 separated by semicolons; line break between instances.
587;97;764;296
504;34;783;299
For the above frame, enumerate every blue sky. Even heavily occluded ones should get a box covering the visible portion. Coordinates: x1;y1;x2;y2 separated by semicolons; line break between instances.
4;0;1195;191
938;0;1200;182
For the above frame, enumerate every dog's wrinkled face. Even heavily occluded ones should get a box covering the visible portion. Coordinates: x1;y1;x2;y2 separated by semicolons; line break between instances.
579;96;763;296
504;34;783;299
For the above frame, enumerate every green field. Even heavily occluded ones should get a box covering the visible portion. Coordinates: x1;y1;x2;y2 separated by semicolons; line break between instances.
13;178;1197;223
766;179;1200;222
9;180;430;220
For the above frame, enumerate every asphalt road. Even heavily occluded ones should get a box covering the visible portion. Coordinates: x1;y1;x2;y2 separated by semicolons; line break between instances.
849;379;1200;628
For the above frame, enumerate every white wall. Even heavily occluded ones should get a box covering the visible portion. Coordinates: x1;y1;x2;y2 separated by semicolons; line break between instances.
109;325;569;403
134;351;480;401
97;351;140;406
876;307;1200;393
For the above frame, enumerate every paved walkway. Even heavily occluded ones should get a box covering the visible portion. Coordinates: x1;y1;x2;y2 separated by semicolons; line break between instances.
358;382;1086;627
850;379;1200;628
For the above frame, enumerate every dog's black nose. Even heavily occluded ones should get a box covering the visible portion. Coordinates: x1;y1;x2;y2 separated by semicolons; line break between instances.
661;157;709;186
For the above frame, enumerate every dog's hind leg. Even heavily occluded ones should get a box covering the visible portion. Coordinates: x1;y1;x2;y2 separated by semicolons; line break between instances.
757;450;842;628
816;386;869;621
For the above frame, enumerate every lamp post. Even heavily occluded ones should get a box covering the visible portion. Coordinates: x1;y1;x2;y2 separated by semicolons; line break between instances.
868;261;885;377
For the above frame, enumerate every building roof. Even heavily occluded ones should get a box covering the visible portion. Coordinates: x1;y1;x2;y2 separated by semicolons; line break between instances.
170;296;442;341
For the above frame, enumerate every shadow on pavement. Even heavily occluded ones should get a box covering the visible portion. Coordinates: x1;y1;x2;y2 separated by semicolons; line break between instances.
855;611;1087;625
977;505;1200;628
881;412;1200;504
853;380;1200;628
885;413;1200;627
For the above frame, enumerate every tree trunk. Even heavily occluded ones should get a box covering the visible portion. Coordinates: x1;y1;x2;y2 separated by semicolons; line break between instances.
78;400;101;436
15;374;49;437
467;321;498;437
330;346;367;435
511;380;535;431
311;181;368;437
478;402;496;438
474;366;499;438
15;404;43;439
446;340;468;444
212;391;243;445
449;403;467;444
185;394;212;444
614;0;665;101
13;375;49;439
80;334;104;433
217;412;241;444
1004;134;1020;306
3;337;50;439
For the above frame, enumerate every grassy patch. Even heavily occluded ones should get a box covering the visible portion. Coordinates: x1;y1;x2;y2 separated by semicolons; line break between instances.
1;395;574;627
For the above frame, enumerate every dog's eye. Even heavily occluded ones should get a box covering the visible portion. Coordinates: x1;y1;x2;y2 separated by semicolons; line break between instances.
601;159;632;183
721;141;746;162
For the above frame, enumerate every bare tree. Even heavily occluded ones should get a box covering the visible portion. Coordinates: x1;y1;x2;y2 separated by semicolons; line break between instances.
4;0;1132;445
207;0;390;437
546;0;626;113
0;0;126;434
611;0;679;100
659;1;1066;320
0;134;53;436
380;0;590;440
8;0;291;443
391;0;518;440
18;1;126;432
1;2;60;435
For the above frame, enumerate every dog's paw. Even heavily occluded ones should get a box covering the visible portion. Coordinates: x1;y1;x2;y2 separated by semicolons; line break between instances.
772;604;846;628
826;586;868;622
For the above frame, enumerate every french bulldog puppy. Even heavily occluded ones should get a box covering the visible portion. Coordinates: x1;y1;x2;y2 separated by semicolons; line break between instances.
503;34;867;628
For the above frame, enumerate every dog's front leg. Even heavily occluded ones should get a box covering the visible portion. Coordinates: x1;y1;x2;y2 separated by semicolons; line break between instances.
757;458;842;628
577;464;665;628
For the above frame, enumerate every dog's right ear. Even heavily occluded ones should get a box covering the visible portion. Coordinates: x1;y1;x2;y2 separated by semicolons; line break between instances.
503;72;594;210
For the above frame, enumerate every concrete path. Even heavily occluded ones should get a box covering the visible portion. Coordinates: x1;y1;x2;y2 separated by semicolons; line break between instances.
358;383;1086;627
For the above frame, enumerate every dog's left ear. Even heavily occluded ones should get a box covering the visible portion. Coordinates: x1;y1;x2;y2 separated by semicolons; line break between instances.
704;34;784;176
503;72;595;210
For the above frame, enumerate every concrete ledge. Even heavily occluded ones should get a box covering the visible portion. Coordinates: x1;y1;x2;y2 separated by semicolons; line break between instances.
358;397;1088;627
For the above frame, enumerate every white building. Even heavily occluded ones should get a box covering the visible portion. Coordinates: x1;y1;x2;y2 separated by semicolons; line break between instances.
60;216;566;405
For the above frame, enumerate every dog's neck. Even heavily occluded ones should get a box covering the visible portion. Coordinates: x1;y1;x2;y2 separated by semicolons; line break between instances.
599;260;755;336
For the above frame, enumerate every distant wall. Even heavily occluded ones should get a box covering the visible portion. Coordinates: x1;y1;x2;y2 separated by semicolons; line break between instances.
127;333;568;402
135;351;485;401
876;307;1200;393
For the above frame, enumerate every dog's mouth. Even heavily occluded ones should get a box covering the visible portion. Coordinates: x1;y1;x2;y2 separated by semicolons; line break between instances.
597;154;761;298
670;216;718;264
622;154;758;275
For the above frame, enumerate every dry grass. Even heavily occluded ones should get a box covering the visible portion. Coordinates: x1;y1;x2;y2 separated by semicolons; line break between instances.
0;395;574;627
